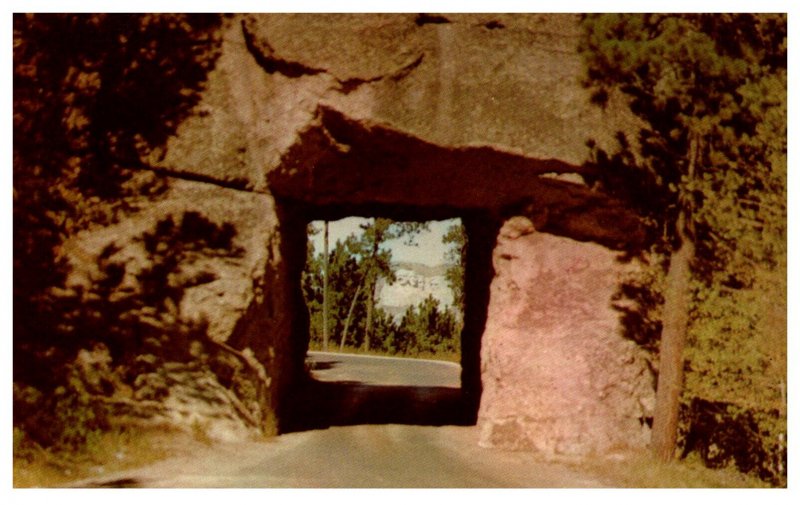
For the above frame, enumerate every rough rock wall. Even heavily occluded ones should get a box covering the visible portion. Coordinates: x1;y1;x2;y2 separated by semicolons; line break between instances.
153;14;636;191
478;217;656;455
55;14;656;449
63;178;279;345
59;174;294;438
242;13;634;165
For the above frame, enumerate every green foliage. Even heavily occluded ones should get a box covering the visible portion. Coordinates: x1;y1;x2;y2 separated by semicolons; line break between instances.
685;271;786;410
613;254;666;354
14;423;184;487
357;218;430;350
51;382;109;451
303;218;429;349
581;14;786;253
580;14;786;483
442;224;467;311
393;296;461;356
679;398;786;486
13;13;222;302
14;14;222;188
13;347;115;450
303;232;368;344
359;218;399;285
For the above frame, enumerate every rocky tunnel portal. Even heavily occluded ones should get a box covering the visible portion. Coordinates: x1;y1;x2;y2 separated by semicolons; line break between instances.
49;14;662;458
263;108;655;454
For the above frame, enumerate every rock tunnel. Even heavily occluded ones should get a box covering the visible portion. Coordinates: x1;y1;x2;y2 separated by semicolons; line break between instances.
259;104;655;454
62;14;657;456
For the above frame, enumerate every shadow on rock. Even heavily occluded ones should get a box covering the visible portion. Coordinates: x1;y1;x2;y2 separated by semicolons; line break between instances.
75;477;142;488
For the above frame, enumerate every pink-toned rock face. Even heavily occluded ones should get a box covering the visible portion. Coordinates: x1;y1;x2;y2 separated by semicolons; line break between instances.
478;217;655;455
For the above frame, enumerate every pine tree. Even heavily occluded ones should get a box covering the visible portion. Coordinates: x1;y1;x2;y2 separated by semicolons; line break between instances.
580;14;786;462
303;219;431;353
442;224;467;312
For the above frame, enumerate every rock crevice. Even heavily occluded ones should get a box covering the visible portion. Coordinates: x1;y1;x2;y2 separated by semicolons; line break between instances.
241;16;427;96
241;18;328;79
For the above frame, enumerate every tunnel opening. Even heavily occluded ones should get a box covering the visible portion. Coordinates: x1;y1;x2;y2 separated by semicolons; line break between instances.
302;217;464;360
279;208;495;433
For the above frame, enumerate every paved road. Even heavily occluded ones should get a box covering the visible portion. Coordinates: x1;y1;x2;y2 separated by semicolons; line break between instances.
305;351;461;387
70;352;612;487
77;424;610;488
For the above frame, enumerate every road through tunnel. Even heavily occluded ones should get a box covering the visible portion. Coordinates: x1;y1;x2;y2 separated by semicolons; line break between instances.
276;206;498;432
260;107;654;453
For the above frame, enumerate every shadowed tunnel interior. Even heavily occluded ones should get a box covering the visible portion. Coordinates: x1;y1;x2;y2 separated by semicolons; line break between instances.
278;205;498;433
283;379;470;432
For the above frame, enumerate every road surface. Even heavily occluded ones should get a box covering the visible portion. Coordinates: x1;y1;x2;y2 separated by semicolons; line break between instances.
305;351;461;387
71;352;612;487
283;352;473;431
77;424;610;488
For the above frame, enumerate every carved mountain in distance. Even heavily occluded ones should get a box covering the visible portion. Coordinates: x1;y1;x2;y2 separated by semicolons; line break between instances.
376;261;456;320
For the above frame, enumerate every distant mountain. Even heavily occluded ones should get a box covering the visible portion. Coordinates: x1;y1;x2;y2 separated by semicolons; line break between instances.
376;262;456;320
392;261;449;278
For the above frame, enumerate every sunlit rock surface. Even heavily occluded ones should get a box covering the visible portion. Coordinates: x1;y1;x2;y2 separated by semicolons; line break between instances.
478;217;655;455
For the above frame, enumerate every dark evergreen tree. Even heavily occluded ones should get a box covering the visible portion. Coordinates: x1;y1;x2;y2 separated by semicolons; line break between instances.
580;14;786;470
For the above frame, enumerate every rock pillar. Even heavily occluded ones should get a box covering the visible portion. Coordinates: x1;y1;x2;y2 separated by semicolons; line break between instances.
477;216;655;455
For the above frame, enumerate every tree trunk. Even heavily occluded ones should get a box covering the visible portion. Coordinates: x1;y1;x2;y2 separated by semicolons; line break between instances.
363;231;381;352
651;135;700;461
322;221;329;351
650;224;695;461
339;282;362;352
363;278;374;352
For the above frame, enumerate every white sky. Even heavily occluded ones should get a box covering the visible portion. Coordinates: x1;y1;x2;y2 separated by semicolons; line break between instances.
309;217;461;267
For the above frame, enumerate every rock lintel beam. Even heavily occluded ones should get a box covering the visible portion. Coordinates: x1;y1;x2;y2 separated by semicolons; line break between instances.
270;104;646;251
